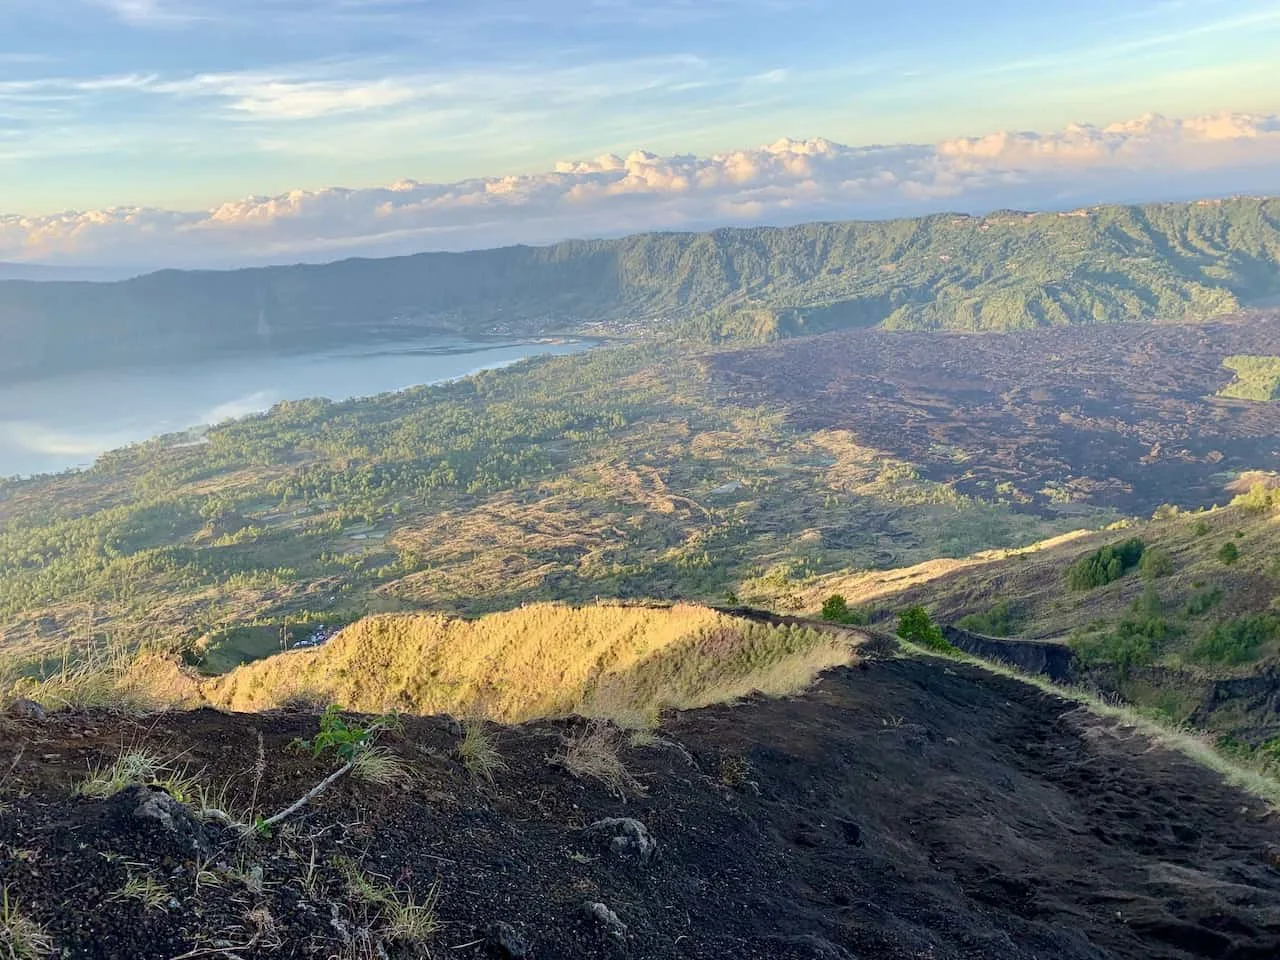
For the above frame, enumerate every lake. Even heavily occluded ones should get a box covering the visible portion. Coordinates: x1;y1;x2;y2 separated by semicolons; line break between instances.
0;336;593;477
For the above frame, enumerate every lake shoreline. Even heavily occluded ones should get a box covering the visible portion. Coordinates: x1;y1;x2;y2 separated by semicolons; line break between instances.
0;334;598;480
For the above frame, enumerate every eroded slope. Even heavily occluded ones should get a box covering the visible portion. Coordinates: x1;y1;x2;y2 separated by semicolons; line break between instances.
2;657;1278;959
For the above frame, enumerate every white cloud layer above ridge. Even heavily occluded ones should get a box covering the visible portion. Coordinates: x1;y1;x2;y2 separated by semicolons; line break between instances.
6;110;1280;268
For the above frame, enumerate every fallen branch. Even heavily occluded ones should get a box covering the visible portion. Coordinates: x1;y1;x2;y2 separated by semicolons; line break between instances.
258;759;355;831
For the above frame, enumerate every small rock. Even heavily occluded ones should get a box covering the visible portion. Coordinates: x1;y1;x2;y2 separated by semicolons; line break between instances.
6;699;47;721
581;901;627;939
484;921;532;958
584;817;657;862
116;785;211;855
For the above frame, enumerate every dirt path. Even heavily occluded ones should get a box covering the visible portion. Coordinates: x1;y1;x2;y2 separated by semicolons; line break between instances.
2;657;1278;959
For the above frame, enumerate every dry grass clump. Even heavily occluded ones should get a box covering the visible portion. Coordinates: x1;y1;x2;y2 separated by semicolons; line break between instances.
350;746;408;786
718;754;755;789
553;722;644;798
0;885;53;960
109;873;169;912
456;718;507;784
337;859;441;948
75;748;199;802
2;640;164;715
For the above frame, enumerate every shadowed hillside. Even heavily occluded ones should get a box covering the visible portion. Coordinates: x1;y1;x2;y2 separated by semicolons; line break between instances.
5;196;1280;376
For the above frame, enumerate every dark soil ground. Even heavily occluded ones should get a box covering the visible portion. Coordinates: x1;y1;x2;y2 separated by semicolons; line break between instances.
3;655;1279;959
710;313;1280;514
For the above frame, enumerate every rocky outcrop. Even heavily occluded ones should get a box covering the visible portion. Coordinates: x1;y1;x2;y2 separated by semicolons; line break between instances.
1189;666;1280;742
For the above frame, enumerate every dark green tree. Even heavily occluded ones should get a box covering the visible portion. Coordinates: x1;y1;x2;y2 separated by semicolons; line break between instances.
897;606;952;652
821;594;851;622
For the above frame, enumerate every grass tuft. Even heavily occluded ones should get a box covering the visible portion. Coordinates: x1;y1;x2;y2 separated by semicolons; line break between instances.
337;859;441;946
457;718;507;784
0;886;53;960
554;721;644;798
75;749;200;803
382;887;442;945
351;746;408;786
109;873;169;912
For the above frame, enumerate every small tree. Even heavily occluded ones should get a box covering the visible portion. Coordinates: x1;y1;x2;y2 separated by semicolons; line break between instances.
1218;542;1240;565
821;594;851;622
897;606;952;653
820;594;869;625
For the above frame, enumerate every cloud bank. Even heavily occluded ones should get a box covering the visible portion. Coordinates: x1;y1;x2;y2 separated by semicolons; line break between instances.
5;110;1280;268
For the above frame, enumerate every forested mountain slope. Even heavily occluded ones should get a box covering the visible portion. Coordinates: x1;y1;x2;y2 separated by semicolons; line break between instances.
4;196;1280;376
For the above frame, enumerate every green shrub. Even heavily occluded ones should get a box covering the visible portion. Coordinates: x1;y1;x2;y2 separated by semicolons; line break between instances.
1190;614;1280;664
1139;547;1174;580
1066;538;1146;591
897;606;953;653
1258;736;1280;772
1181;587;1224;617
1071;613;1177;671
1192;518;1211;536
955;599;1023;636
1218;542;1240;565
820;594;871;625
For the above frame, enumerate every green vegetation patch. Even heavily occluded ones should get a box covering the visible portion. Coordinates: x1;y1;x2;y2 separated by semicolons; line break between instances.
897;606;954;654
955;599;1024;637
1190;614;1280;665
1066;538;1146;591
819;594;872;626
1218;355;1280;402
1181;587;1224;618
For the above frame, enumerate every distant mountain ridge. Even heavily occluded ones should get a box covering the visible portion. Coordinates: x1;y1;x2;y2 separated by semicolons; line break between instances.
3;195;1280;377
0;262;142;282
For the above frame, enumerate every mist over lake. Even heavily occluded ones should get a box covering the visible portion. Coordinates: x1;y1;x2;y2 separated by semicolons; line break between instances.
0;336;592;477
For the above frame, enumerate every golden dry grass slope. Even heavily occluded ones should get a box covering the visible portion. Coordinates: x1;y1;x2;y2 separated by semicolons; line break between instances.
179;603;860;722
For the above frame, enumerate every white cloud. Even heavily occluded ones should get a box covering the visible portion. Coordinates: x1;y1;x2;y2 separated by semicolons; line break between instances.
5;109;1280;267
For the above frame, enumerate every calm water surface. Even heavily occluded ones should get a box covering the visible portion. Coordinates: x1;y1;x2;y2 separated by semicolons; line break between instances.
0;337;592;477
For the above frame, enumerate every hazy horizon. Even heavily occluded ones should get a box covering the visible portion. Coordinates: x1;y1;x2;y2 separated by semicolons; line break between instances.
4;0;1280;267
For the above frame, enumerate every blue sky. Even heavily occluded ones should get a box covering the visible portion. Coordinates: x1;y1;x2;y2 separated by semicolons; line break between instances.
3;0;1280;217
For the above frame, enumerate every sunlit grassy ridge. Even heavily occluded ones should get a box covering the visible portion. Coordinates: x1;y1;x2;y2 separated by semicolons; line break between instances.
197;603;857;721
